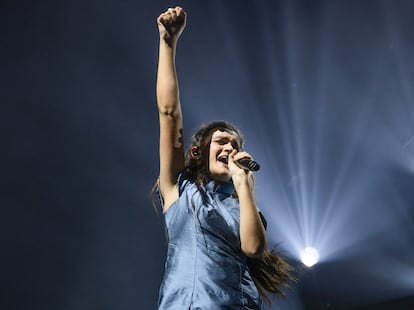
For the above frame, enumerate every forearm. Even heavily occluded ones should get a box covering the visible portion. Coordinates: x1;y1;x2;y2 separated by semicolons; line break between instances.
237;180;267;257
156;40;181;117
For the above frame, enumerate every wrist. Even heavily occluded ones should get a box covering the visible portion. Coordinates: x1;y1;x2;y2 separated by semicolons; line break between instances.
159;36;177;54
233;176;251;192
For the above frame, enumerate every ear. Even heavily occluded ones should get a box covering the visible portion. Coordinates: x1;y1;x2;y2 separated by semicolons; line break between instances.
190;146;201;159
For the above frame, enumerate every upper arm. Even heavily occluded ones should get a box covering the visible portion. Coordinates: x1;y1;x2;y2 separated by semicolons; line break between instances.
158;109;185;210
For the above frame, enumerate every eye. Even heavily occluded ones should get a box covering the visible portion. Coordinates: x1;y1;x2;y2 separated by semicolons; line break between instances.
215;139;227;145
230;139;241;150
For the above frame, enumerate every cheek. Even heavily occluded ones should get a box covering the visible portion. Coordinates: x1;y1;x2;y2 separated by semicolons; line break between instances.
208;144;215;156
208;153;216;166
207;146;218;167
209;144;220;158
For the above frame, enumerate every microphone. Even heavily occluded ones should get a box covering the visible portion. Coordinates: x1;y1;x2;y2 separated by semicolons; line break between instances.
237;159;261;171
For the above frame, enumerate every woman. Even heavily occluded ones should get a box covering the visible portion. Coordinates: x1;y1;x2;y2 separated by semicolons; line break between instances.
155;6;293;309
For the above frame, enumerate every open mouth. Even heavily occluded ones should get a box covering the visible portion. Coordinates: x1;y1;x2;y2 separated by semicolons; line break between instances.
217;156;228;165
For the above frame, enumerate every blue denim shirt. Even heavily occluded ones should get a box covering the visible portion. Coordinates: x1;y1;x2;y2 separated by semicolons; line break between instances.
158;174;262;309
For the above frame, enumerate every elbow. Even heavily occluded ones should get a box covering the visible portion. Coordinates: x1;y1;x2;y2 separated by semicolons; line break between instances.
158;104;180;119
242;242;266;258
158;106;174;117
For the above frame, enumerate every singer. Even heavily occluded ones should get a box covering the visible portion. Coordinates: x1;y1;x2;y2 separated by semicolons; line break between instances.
154;7;293;309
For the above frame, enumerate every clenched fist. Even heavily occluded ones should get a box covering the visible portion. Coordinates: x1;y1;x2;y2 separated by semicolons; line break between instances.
157;6;186;46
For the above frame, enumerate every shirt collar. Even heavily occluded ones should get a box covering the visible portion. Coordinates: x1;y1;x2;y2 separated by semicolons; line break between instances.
205;179;234;195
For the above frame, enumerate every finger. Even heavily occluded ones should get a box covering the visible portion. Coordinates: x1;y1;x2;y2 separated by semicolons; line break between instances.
233;152;252;162
159;12;175;27
157;14;165;25
168;7;177;19
229;149;238;158
158;11;171;23
175;6;185;18
178;11;186;25
228;150;239;165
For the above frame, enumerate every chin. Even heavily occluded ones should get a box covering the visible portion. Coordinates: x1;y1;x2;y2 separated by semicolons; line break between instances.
211;173;231;183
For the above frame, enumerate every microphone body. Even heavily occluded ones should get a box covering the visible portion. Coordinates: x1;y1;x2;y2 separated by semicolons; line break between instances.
237;159;260;171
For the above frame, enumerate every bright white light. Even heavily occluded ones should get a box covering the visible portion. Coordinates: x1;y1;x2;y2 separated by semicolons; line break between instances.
301;247;320;267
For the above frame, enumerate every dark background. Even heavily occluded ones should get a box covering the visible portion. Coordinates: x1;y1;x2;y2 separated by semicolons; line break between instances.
2;0;414;309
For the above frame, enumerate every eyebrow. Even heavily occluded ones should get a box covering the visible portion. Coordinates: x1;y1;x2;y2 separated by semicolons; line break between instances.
213;134;236;141
213;135;241;148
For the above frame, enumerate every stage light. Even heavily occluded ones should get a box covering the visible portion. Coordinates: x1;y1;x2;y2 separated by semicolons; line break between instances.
300;247;320;267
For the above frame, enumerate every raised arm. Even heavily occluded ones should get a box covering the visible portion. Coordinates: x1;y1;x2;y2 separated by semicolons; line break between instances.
156;7;187;210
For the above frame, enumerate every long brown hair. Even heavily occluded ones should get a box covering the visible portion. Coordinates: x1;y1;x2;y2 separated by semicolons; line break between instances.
183;121;295;302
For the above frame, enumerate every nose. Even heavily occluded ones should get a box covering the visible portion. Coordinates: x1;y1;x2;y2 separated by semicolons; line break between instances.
223;142;234;152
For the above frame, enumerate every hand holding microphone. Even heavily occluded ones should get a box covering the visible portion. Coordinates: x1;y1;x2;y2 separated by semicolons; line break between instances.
230;150;261;172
